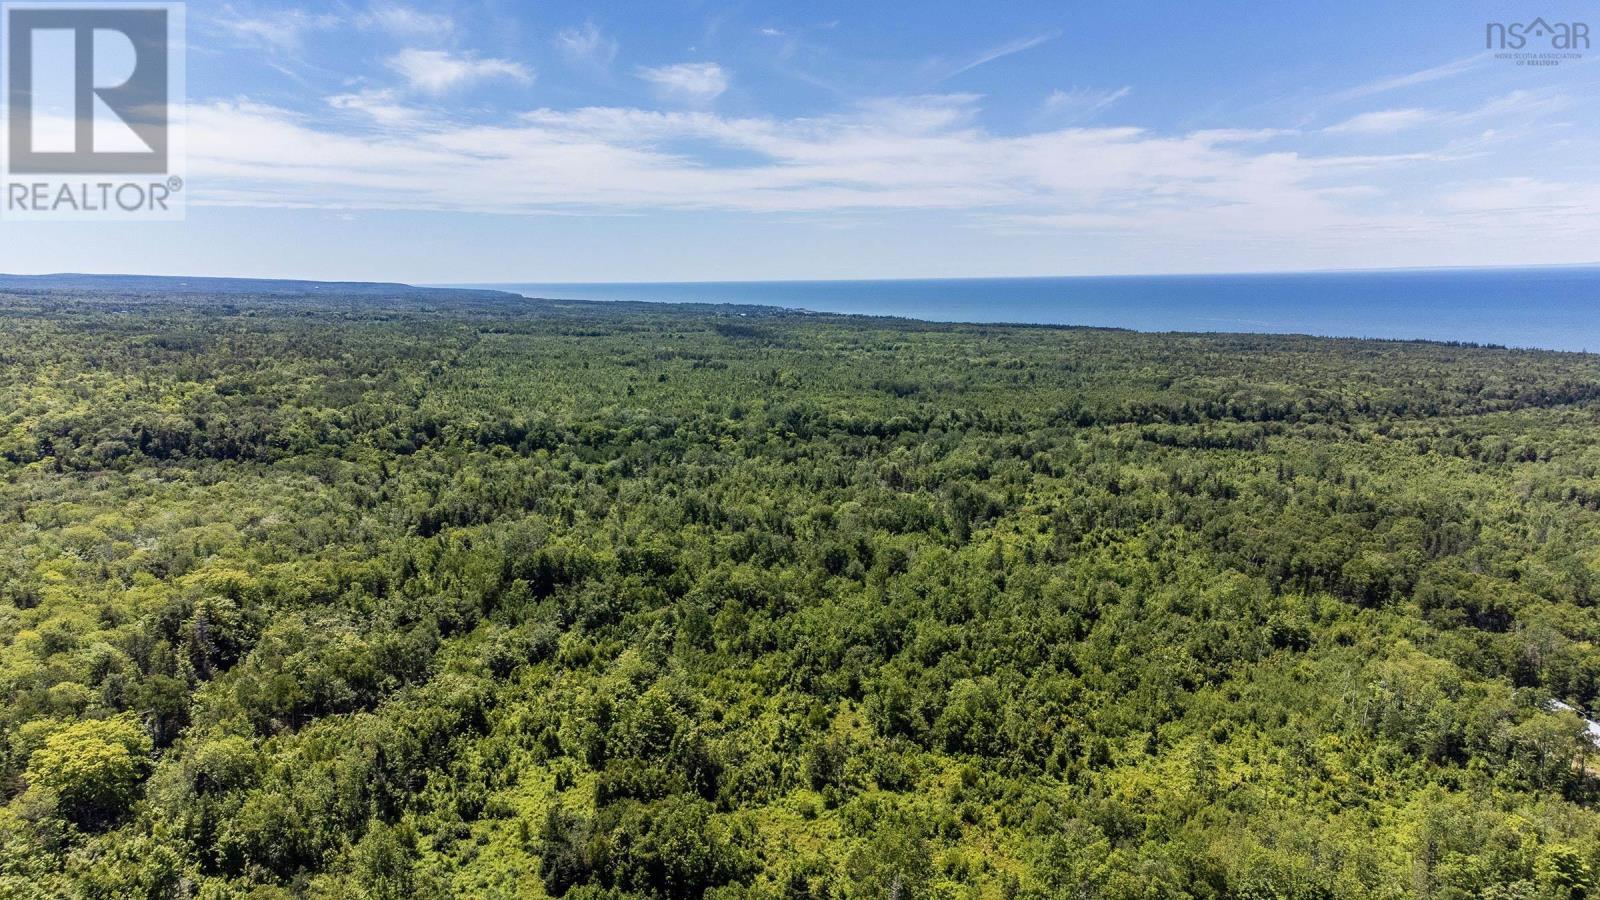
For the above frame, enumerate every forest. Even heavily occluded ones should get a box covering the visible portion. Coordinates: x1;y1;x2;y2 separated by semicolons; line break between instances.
2;287;1600;899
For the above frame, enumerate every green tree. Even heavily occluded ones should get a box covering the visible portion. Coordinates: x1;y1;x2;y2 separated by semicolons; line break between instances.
25;716;152;829
1536;845;1592;900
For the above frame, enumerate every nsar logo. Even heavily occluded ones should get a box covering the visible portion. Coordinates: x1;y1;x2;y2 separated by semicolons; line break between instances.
1486;18;1590;49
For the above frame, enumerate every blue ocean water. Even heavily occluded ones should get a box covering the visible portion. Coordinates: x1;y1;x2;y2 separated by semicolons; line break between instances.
463;267;1600;353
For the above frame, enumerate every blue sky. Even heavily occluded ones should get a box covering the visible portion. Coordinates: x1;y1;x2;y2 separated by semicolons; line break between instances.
4;0;1599;281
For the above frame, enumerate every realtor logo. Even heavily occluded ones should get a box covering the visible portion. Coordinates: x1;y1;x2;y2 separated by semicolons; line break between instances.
2;2;185;219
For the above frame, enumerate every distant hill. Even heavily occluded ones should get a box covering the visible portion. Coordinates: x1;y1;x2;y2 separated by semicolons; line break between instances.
0;273;521;301
0;273;834;320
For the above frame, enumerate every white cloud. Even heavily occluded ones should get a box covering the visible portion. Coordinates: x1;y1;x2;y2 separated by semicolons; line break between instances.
1039;86;1132;124
1440;177;1600;215
1326;91;1573;135
637;62;729;104
1331;54;1486;101
387;49;533;94
182;95;1399;214
212;6;339;50
1326;108;1438;134
359;3;455;38
555;23;618;69
936;31;1060;82
175;91;1600;265
327;89;421;124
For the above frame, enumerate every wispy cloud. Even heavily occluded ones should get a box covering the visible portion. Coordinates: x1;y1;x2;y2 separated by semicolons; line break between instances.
211;5;340;51
1326;90;1573;135
327;89;422;124
1331;54;1487;102
555;22;619;70
1440;177;1600;215
210;3;458;54
170;79;1598;266
387;49;533;93
936;30;1060;82
358;3;455;38
637;62;729;104
1326;108;1438;134
1038;86;1131;124
184;94;1416;217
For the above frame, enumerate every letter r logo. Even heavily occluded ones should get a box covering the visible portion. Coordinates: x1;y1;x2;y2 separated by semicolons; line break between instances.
6;6;168;174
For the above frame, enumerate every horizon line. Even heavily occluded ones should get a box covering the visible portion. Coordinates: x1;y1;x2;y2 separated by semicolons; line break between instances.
441;261;1600;288
5;260;1600;289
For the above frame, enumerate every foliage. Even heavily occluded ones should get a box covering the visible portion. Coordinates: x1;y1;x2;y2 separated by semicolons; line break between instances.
2;289;1600;898
23;716;151;829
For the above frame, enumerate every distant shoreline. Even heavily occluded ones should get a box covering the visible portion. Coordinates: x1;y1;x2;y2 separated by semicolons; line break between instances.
3;268;1596;353
446;266;1600;353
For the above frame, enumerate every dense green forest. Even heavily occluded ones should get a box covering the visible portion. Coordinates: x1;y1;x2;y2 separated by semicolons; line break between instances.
3;289;1600;899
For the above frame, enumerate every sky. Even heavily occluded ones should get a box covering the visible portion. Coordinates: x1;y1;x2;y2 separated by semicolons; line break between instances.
2;0;1598;282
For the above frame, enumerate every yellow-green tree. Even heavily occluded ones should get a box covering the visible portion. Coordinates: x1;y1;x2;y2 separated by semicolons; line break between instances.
25;717;152;829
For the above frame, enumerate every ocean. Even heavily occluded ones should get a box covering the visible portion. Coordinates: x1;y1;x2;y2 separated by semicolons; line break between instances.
462;267;1600;353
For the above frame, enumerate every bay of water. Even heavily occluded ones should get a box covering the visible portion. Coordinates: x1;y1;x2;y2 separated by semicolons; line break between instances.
463;267;1600;352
